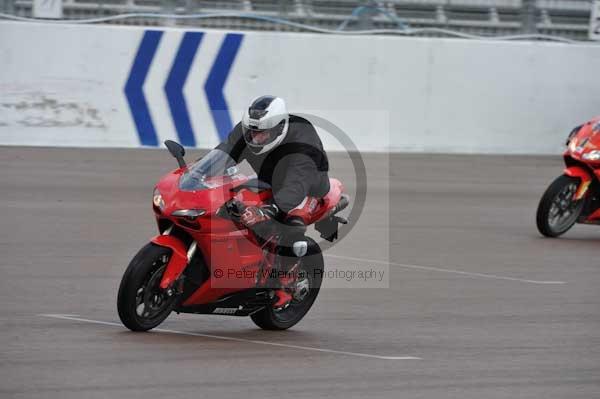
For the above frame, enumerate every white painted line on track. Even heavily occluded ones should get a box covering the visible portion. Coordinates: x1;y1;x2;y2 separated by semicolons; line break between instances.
39;314;421;361
325;254;566;285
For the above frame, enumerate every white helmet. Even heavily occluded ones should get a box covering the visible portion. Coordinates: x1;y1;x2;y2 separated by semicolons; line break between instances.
241;95;289;155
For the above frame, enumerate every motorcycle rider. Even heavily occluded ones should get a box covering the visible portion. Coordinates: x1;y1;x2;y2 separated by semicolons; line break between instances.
216;95;330;309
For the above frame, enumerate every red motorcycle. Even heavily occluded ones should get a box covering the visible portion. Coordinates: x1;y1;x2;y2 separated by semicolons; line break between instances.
536;116;600;237
118;141;349;331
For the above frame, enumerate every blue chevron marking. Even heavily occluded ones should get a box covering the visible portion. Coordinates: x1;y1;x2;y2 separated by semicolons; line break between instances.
124;30;163;147
164;32;204;147
204;33;244;142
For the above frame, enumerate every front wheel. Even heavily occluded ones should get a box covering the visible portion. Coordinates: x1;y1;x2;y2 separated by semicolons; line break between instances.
117;243;177;331
251;240;324;330
536;175;585;238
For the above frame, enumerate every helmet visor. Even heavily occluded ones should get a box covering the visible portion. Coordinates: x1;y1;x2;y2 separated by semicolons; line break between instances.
242;120;285;149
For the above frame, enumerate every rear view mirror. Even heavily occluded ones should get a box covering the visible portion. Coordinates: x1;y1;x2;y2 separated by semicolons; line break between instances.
164;140;186;168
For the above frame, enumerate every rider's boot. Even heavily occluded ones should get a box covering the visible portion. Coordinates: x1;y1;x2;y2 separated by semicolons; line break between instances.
272;288;293;310
272;221;306;309
272;263;298;310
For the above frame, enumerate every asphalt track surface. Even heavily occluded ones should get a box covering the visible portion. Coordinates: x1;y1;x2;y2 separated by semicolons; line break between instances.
1;146;598;399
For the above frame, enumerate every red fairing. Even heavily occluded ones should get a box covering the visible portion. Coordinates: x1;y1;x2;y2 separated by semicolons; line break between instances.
182;230;265;305
563;166;592;183
154;169;249;219
235;188;273;206
564;116;600;165
287;179;345;224
151;161;347;306
153;235;189;289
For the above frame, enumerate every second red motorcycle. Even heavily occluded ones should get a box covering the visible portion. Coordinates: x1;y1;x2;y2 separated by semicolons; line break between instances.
536;116;600;237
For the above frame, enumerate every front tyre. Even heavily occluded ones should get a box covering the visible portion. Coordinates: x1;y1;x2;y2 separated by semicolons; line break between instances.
117;243;176;331
251;239;324;330
536;175;584;238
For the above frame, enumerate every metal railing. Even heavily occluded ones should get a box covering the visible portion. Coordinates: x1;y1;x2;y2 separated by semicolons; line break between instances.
0;0;595;41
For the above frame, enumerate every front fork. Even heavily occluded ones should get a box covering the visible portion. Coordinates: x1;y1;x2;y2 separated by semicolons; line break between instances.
564;166;600;222
150;227;197;291
564;166;593;201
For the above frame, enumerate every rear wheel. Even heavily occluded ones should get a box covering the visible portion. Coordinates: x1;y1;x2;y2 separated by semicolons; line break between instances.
117;244;176;331
251;240;323;330
536;175;584;238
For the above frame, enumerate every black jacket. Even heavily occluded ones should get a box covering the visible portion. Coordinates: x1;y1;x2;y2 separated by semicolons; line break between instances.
217;115;330;213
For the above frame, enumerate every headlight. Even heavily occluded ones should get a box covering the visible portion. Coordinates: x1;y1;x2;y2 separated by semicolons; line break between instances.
153;188;165;210
171;209;206;219
582;150;600;161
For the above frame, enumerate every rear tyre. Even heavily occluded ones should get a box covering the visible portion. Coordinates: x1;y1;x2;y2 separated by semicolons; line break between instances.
117;243;176;331
536;175;584;238
251;239;323;330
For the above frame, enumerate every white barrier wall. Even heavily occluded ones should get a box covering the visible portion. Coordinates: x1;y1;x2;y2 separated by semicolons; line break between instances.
1;21;599;154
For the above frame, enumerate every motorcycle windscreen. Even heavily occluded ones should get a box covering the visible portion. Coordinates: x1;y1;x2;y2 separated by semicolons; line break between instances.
179;149;238;191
